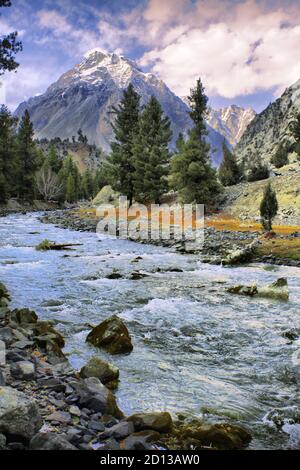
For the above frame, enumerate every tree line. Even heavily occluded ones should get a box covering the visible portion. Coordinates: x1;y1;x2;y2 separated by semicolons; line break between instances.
0;106;106;203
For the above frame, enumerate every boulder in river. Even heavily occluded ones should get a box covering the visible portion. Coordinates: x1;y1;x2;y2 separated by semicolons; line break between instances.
227;277;289;301
79;357;119;385
222;240;260;266
0;386;42;439
86;315;133;354
127;412;173;433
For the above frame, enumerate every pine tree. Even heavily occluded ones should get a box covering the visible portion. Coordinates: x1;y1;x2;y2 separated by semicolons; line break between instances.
65;174;76;203
0;1;23;75
46;144;62;173
58;155;81;202
170;78;221;204
271;143;289;168
188;79;208;137
133;96;172;204
246;155;269;182
218;142;240;186
260;183;278;232
109;84;141;206
0;105;18;201
17;109;38;200
82;169;94;200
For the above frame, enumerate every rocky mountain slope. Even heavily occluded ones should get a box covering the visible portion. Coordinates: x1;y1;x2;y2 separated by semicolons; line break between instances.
207;105;256;146
221;164;300;226
235;79;300;165
14;50;227;166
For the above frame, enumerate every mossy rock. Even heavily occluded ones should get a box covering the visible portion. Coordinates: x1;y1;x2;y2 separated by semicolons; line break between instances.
127;412;173;433
165;420;251;450
86;315;133;354
10;308;38;324
79;356;119;384
0;282;10;306
33;321;65;348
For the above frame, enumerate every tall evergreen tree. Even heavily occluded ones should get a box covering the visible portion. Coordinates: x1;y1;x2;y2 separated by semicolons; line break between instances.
82;169;94;200
219;142;240;186
58;155;81;202
0;1;23;75
170;78;221;204
260;183;278;231
65;174;76;203
188;79;208;137
0;105;18;201
133;96;172;204
17;109;38;199
109;84;141;206
46;144;62;173
271;142;289;168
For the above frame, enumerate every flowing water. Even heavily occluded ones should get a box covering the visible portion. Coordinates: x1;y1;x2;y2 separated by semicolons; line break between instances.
0;212;299;449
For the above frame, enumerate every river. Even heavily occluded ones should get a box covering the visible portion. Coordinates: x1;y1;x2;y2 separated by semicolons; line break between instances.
0;212;299;449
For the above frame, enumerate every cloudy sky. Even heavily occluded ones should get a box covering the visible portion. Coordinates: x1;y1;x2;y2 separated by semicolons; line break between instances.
1;0;300;112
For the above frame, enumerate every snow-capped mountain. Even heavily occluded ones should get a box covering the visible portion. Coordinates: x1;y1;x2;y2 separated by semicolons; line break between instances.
235;79;300;164
207;105;256;146
14;49;228;166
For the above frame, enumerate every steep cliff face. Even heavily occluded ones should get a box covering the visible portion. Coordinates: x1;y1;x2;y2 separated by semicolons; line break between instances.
14;50;227;166
207;105;256;146
235;79;300;165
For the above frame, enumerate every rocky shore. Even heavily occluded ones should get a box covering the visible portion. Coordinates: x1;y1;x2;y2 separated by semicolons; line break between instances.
0;281;252;451
0;199;61;218
40;209;300;267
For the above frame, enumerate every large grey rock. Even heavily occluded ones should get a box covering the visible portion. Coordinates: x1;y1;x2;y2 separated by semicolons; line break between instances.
75;377;123;418
30;432;77;450
79;357;119;384
86;315;133;354
11;361;36;381
0;386;42;438
0;327;14;346
100;421;134;440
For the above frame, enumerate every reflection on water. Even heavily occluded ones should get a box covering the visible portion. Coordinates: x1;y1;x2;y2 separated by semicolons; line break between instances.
0;213;299;449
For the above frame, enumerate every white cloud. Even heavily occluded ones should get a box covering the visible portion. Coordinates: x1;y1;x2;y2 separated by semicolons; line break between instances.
138;0;300;98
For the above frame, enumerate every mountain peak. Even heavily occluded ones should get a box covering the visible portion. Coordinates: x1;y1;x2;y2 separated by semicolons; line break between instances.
207;105;256;146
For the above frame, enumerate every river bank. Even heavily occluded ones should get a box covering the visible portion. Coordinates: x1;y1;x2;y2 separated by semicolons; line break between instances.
0;212;299;450
0;281;252;451
40;209;300;267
